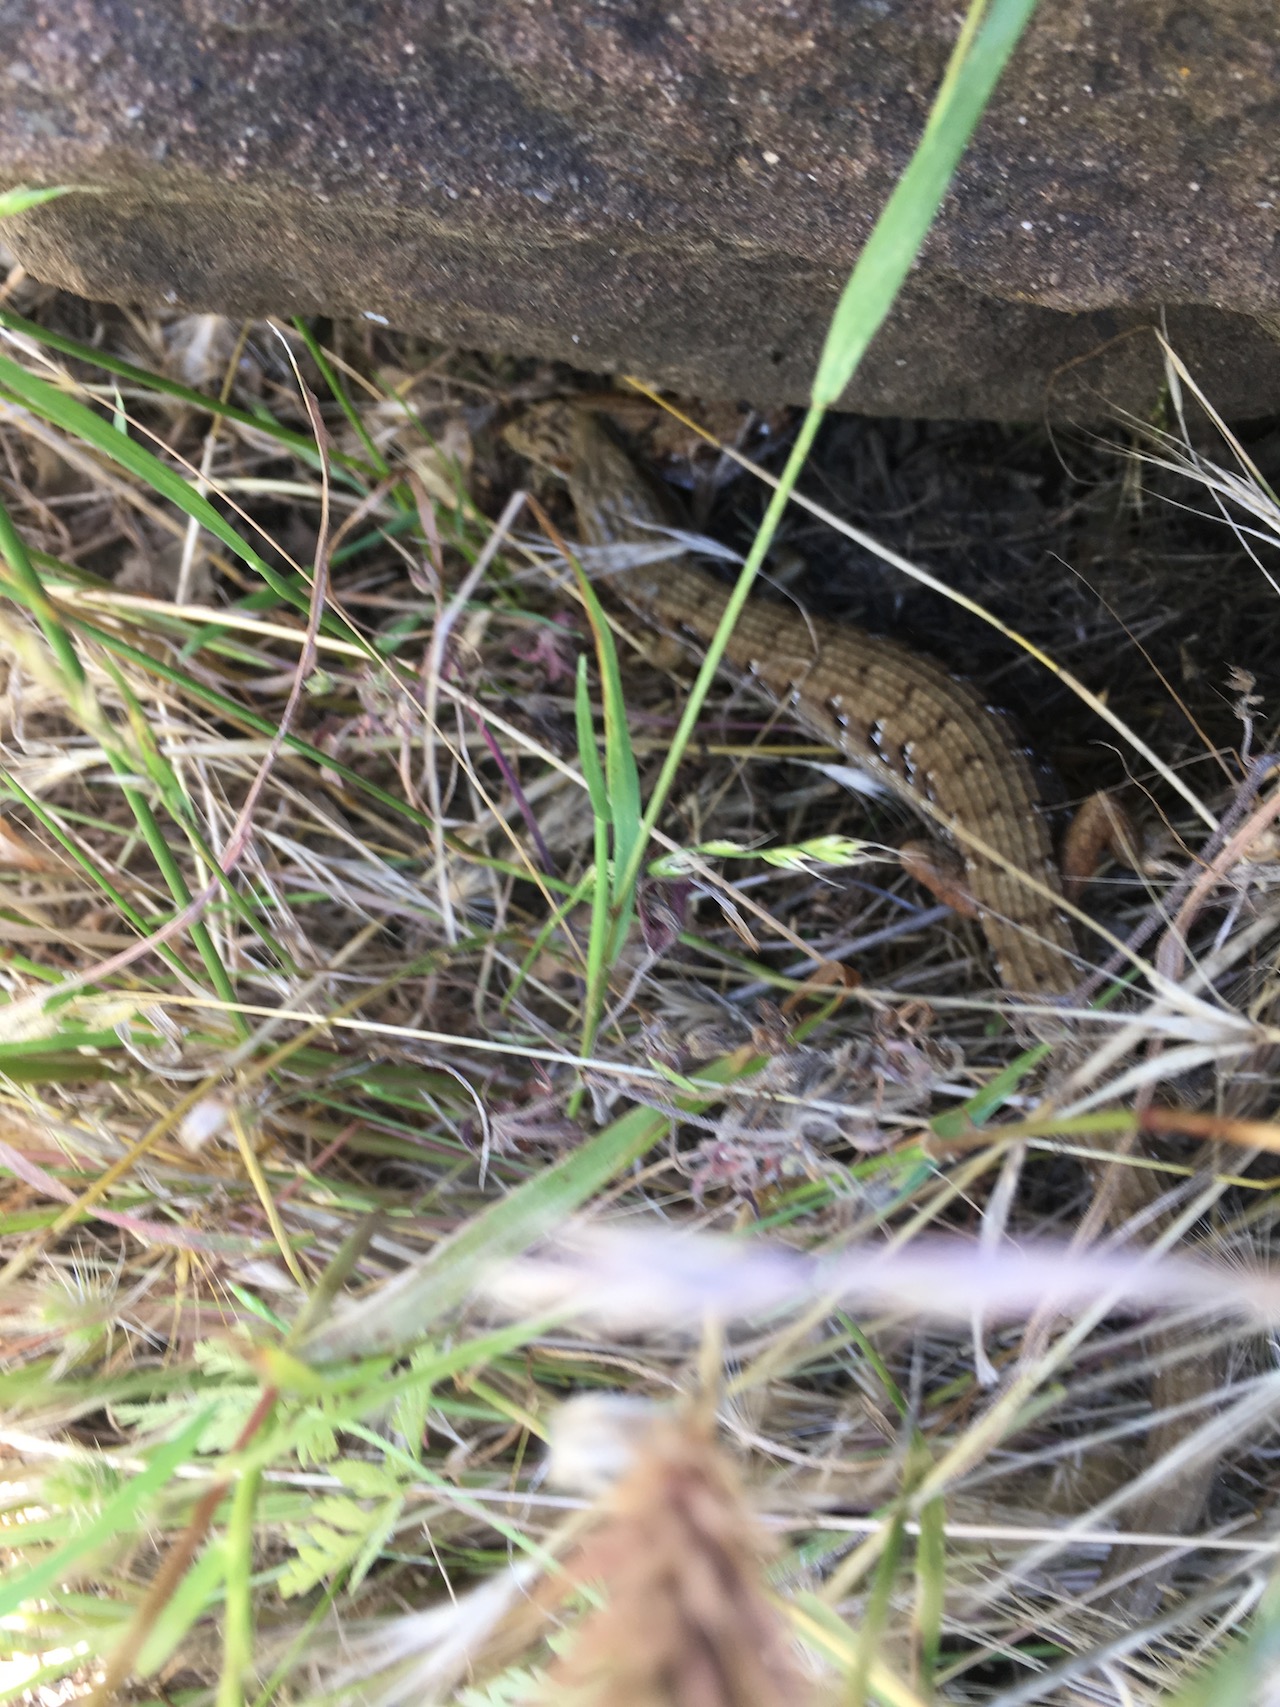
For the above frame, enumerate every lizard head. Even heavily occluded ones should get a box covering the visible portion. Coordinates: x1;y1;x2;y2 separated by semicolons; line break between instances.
501;400;580;479
504;398;686;567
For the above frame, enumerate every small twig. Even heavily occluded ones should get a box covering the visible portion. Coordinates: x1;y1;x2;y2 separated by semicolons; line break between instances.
1156;771;1280;986
474;715;556;876
423;487;527;943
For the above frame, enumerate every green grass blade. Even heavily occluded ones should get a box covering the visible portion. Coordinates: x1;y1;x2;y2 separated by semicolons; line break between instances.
0;1407;213;1622
218;1468;262;1707
1164;1571;1280;1707
562;533;642;1084
614;0;1040;910
574;653;611;827
612;403;822;910
0;186;77;220
914;1492;947;1693
290;318;390;479
564;538;643;920
0;508;240;1007
0;493;85;691
849;1509;906;1707
0;307;365;469
813;0;1040;407
573;655;616;1081
0;350;351;634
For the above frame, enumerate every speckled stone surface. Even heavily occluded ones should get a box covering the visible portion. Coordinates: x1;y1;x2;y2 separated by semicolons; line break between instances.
3;0;1280;417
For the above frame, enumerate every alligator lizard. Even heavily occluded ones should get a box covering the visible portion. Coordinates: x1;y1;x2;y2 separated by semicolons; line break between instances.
510;403;1078;999
508;404;1226;1599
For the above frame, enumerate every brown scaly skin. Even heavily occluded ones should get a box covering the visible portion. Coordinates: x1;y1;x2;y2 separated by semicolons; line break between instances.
508;401;1077;998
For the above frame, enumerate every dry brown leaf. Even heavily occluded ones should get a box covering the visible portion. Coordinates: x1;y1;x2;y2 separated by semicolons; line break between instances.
1060;788;1141;902
898;836;979;918
0;814;57;872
